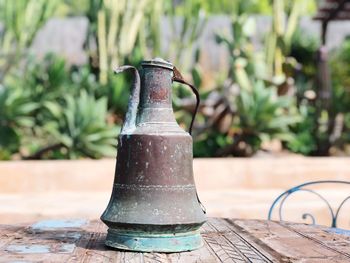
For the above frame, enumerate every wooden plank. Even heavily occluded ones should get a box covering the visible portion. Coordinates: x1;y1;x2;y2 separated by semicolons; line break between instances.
166;243;218;263
203;218;273;262
1;218;350;262
232;219;350;262
74;220;218;263
0;220;88;262
66;220;203;263
283;222;350;257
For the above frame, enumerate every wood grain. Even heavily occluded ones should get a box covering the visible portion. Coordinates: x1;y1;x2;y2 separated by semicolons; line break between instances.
1;218;350;262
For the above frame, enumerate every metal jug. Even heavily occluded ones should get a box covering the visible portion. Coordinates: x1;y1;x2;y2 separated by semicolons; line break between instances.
101;58;206;252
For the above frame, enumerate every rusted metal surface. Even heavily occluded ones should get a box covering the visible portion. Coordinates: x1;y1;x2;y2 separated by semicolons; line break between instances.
101;58;205;252
1;218;350;262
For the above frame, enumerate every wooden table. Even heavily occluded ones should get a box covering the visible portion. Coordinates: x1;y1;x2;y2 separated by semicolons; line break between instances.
1;218;350;262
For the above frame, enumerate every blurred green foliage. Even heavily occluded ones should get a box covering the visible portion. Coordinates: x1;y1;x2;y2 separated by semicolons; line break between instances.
331;38;350;112
1;53;118;159
193;7;301;157
265;0;305;82
0;0;58;159
42;90;118;159
0;0;59;81
283;29;320;155
0;0;348;159
329;38;350;155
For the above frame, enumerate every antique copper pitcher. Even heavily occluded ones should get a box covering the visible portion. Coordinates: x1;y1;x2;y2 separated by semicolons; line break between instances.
101;58;206;252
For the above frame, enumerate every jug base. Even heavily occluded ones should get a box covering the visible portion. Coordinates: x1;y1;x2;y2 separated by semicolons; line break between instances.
105;228;203;252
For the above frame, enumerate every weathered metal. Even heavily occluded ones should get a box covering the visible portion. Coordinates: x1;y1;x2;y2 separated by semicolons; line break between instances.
268;180;350;228
101;58;206;252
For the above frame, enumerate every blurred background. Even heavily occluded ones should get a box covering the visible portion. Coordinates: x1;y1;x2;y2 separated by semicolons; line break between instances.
1;0;350;159
0;0;349;228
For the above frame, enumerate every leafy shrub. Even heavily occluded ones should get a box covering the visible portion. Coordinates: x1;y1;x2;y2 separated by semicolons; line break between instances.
330;38;350;113
0;84;38;159
286;104;317;155
42;91;118;159
191;11;301;157
0;0;347;159
235;81;300;151
1;53;119;159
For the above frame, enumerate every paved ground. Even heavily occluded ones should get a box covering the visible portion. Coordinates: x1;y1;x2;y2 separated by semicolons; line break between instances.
1;189;349;229
1;158;349;228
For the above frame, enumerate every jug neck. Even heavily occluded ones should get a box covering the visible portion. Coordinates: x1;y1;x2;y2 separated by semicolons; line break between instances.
140;66;173;109
137;61;178;126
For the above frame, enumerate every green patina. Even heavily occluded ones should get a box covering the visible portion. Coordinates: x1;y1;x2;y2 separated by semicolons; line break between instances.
105;229;203;252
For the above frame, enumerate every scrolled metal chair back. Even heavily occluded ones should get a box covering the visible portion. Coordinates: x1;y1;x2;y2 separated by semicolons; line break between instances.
268;180;350;228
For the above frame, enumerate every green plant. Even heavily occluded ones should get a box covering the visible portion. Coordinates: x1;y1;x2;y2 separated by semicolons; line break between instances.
182;5;258;152
199;0;272;15
39;90;118;159
265;0;306;81
286;104;317;155
262;0;317;100
220;81;300;156
216;13;267;86
193;5;302;157
164;0;207;73
286;37;350;156
21;54;69;103
0;84;38;159
328;38;350;154
0;0;60;82
0;51;121;160
192;79;301;157
71;0;163;122
0;1;63;160
290;28;319;78
194;132;233;157
330;38;350;113
96;0;151;84
0;0;333;160
238;81;299;139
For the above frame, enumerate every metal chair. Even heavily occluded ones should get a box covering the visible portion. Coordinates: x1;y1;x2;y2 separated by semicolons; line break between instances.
268;180;350;229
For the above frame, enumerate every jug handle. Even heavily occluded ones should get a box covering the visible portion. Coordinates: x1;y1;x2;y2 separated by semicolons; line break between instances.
172;66;200;135
172;66;206;214
114;65;141;134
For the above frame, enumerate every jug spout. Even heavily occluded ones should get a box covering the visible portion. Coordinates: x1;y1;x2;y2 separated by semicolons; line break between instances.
114;65;141;134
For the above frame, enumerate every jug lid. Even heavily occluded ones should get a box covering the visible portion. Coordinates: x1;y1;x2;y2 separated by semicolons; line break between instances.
141;58;173;70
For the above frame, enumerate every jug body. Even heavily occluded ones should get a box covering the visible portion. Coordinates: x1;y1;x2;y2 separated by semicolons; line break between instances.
101;58;206;252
